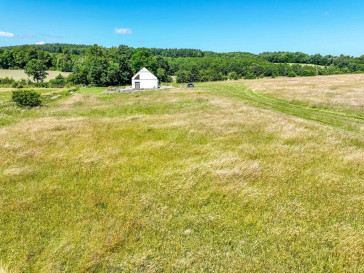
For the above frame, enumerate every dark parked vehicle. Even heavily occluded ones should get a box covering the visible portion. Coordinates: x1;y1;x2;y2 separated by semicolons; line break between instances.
187;83;194;88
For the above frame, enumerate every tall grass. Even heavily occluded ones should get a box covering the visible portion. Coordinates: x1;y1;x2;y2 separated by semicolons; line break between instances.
0;77;363;272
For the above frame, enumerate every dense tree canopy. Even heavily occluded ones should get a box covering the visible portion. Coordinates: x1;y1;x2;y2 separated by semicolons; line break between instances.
0;44;363;86
130;48;158;74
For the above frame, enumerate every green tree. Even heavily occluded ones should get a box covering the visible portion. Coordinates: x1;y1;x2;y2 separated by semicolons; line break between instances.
83;45;108;85
113;45;133;84
24;59;48;82
72;62;88;85
130;48;157;74
175;70;192;83
1;50;15;69
56;50;73;72
156;68;167;82
105;61;120;85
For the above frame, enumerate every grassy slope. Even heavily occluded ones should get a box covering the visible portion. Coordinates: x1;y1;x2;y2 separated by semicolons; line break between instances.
0;88;69;103
200;82;364;136
0;69;71;81
78;87;107;94
243;74;364;115
0;77;363;272
0;88;75;126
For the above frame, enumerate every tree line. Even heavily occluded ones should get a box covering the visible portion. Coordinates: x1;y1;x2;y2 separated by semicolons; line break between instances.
258;51;364;70
0;44;363;86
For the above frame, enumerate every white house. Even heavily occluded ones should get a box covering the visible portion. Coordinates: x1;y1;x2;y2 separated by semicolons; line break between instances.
132;67;159;90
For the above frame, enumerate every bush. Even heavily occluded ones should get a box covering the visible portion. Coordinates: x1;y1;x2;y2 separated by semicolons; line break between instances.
3;77;15;84
287;71;297;77
48;74;66;88
228;72;240;80
301;69;317;77
166;76;173;83
34;81;48;88
244;72;256;79
12;90;42;107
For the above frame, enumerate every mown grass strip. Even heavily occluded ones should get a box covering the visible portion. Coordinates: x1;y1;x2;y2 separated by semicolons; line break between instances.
203;83;364;135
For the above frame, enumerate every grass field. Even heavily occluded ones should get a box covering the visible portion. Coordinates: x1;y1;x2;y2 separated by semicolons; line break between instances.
243;74;364;115
78;86;107;94
0;88;69;104
0;74;363;272
287;63;325;68
0;69;71;81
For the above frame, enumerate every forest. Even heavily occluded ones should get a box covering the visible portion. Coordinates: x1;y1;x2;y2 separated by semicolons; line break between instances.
1;43;364;86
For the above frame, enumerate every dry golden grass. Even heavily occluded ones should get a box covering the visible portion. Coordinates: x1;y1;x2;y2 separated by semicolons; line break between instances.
242;74;364;113
0;69;71;81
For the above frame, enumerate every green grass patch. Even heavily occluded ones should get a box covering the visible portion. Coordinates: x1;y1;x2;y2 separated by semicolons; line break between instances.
98;94;116;101
78;87;106;94
0;81;363;272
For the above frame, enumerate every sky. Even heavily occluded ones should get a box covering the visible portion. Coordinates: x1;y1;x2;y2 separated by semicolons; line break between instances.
1;0;364;56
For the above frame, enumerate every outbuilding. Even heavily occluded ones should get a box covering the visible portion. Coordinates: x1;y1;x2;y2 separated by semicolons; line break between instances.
132;67;159;90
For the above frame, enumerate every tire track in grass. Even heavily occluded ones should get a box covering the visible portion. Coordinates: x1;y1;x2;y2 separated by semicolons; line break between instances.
203;84;364;136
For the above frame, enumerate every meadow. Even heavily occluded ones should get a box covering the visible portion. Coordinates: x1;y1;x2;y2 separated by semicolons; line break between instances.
0;74;363;272
0;69;71;81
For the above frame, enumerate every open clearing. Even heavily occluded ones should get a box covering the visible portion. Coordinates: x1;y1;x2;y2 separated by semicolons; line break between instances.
0;69;71;81
243;74;364;115
0;74;363;272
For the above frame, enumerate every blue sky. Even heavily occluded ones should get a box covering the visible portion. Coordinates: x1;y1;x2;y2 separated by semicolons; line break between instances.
1;0;364;56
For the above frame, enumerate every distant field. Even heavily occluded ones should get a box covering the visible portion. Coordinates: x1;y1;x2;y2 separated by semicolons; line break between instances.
0;74;363;272
242;73;364;115
288;63;325;67
0;88;68;103
274;63;325;68
0;69;71;81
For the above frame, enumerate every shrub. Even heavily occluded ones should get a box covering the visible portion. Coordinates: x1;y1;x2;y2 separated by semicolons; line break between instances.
12;90;42;107
0;77;15;85
301;69;317;77
244;72;256;79
228;72;240;80
34;81;48;88
49;74;66;88
166;76;173;83
287;71;297;77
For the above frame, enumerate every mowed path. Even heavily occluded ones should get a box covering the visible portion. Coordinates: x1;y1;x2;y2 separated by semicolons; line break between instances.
202;80;364;136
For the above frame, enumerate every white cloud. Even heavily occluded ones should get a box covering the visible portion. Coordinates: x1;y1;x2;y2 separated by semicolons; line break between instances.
35;41;45;45
0;31;14;37
114;28;132;34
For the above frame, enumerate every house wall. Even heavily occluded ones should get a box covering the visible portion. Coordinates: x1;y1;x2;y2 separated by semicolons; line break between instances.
132;79;159;89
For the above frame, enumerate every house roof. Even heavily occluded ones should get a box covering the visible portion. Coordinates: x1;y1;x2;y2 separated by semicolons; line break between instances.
132;67;158;80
